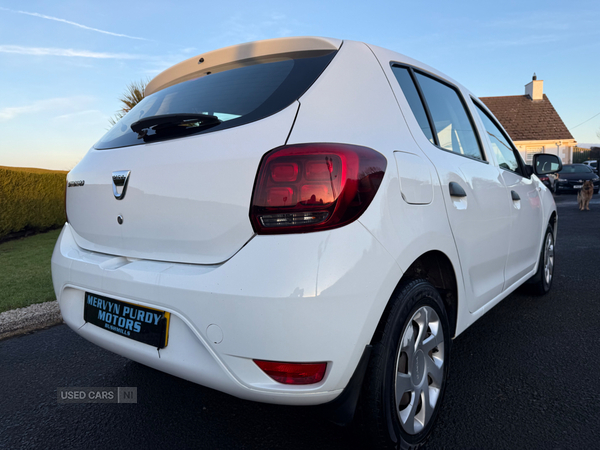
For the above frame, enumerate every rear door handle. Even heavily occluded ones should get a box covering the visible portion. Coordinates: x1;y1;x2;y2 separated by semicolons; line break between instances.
449;182;467;197
511;190;520;201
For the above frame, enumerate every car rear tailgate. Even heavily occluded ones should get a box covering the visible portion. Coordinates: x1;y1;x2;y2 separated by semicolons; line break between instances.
66;103;299;264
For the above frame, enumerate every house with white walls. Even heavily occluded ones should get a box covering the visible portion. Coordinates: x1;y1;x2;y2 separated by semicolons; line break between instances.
480;76;576;164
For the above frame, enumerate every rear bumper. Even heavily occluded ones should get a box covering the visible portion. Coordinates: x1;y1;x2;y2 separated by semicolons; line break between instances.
51;222;401;405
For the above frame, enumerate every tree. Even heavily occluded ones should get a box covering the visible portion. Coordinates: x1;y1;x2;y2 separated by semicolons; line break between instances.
108;79;149;126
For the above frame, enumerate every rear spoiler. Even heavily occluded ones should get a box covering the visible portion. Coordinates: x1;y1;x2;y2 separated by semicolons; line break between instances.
146;36;342;96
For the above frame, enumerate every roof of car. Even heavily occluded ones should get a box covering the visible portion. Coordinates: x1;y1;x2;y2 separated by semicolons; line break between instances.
479;94;574;142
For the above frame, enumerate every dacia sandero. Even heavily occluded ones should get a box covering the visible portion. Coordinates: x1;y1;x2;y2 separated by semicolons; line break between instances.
52;36;562;448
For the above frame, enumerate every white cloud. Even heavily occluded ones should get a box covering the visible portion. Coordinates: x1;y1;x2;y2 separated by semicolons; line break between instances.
0;45;143;59
54;110;104;121
0;7;148;40
0;97;94;121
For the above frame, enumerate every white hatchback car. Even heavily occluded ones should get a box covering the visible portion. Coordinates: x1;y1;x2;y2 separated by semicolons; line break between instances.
52;37;562;448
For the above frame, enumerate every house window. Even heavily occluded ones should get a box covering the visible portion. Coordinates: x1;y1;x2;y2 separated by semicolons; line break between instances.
525;147;544;164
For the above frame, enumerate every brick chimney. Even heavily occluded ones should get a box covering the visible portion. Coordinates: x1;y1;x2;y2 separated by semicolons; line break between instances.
525;73;543;100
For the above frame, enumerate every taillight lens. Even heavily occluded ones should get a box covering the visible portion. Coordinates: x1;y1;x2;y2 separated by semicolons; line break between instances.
250;143;386;234
254;360;327;385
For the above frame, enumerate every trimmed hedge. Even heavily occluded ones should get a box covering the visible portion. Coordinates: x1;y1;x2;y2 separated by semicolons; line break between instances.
0;168;67;239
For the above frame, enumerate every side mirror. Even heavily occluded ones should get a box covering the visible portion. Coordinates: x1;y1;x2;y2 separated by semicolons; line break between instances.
532;154;562;176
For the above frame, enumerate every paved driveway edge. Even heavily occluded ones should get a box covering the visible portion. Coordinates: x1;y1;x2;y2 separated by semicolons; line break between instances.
0;301;63;341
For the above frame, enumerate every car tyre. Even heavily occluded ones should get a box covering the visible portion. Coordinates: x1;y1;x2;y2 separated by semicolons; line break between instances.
527;224;555;295
360;279;451;449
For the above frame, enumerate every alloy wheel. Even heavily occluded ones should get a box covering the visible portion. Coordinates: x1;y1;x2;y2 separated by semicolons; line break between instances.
543;232;554;286
394;305;445;434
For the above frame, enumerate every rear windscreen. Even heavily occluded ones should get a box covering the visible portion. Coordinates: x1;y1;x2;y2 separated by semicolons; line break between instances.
560;165;592;174
95;50;337;149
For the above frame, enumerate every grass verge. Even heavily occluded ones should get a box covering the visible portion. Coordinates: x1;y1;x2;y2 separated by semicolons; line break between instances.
0;228;61;313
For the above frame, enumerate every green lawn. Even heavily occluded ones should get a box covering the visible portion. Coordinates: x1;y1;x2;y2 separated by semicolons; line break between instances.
0;229;61;313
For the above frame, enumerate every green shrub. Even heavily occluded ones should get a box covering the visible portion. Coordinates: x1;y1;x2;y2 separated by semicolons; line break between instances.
0;168;67;239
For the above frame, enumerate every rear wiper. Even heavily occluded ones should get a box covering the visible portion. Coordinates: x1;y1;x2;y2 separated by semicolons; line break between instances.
130;113;222;139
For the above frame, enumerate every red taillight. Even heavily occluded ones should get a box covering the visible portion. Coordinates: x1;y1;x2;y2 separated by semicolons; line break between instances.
254;360;327;385
250;143;387;234
271;162;298;182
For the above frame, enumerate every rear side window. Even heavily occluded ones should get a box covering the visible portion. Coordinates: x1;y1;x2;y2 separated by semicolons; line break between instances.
391;66;434;144
96;51;337;149
391;65;484;161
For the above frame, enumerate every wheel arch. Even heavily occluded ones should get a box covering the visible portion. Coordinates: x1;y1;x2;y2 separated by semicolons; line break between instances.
372;250;459;343
549;210;557;241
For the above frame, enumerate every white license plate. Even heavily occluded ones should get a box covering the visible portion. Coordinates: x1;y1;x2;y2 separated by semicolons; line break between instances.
574;185;583;189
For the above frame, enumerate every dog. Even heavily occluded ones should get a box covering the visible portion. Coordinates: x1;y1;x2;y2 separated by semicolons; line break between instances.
577;180;594;211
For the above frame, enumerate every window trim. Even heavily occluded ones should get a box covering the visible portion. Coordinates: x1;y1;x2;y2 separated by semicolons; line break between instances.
390;62;488;164
390;64;439;147
471;97;528;177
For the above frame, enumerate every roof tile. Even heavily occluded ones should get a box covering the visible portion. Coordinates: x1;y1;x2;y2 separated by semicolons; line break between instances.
479;94;574;142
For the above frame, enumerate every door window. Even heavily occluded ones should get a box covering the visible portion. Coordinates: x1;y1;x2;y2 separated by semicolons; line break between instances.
473;103;521;174
391;64;484;161
414;73;483;160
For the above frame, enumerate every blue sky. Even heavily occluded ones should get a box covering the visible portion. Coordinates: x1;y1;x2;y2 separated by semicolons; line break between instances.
1;0;599;170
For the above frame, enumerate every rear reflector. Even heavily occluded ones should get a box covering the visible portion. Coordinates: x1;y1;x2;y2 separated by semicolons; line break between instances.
250;143;387;234
254;360;327;385
259;211;329;228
